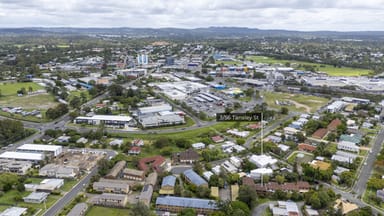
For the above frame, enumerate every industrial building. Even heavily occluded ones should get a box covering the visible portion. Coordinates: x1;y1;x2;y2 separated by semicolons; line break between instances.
17;144;63;157
0;152;44;163
74;115;133;128
138;113;185;128
39;164;79;178
137;104;173;116
0;159;32;175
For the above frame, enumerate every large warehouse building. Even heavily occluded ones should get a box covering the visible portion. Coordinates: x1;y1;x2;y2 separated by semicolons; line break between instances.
0;152;44;163
74;115;133;128
17;144;63;157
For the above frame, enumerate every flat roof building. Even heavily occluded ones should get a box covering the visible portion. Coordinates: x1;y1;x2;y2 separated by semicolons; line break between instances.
17;144;63;157
156;196;217;214
74;115;133;128
0;207;28;216
67;203;88;216
0;152;44;163
23;192;49;203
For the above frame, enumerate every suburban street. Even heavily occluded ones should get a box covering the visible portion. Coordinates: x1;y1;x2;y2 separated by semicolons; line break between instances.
352;127;384;197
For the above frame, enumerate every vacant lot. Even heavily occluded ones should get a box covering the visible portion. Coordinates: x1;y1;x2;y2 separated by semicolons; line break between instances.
0;82;43;96
0;94;58;110
246;55;372;76
262;91;329;113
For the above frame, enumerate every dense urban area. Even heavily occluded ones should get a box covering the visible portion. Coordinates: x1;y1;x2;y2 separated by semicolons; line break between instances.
0;28;384;216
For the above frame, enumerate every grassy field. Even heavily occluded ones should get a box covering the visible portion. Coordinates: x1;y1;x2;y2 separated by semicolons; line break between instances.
215;60;243;66
68;90;91;101
287;151;314;164
246;55;372;76
261;91;329;113
0;82;43;96
114;121;249;142
86;206;131;216
56;44;70;48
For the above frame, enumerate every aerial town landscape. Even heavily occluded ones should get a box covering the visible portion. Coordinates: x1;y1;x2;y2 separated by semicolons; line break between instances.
1;1;384;216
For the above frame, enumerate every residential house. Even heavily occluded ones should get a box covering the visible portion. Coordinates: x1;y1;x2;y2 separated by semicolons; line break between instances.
138;156;170;173
298;143;317;152
337;141;359;153
211;135;224;143
191;142;206;150
122;168;145;181
0;207;28;216
23;192;49;203
109;139;124;147
91;193;128;207
377;189;384;201
312;128;328;140
0;159;32;175
333;199;358;215
132;139;144;146
327;119;342;132
128;146;141;155
172;149;199;164
270;201;300;216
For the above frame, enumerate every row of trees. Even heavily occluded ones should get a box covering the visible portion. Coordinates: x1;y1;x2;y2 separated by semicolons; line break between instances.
0;119;32;146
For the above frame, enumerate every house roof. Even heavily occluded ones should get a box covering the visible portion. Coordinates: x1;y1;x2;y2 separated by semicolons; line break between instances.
298;143;317;152
327;119;342;131
161;175;176;187
106;161;126;178
138;156;166;172
174;149;199;161
123;168;144;176
211;135;224;143
183;169;207;186
312;128;328;139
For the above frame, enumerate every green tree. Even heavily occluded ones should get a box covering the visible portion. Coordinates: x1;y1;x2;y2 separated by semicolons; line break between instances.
280;107;289;115
131;202;153;216
69;96;82;109
275;175;285;184
238;185;258;208
309;193;322;209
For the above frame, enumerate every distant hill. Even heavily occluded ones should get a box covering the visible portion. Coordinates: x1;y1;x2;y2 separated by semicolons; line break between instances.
0;27;383;40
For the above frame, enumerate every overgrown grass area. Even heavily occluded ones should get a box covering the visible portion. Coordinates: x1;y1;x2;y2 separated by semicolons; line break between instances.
113;121;249;142
246;55;372;76
86;206;131;216
68;90;91;101
261;91;329;113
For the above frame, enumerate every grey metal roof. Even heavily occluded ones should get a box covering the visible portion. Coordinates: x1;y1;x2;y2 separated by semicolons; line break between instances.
183;169;207;186
67;203;88;216
161;175;176;187
156;196;217;209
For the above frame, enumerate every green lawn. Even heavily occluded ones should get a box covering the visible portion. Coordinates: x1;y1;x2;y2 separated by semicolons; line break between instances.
113;121;249;142
287;151;314;164
68;90;91;102
56;44;70;48
0;82;43;96
261;91;329;113
86;206;131;216
246;55;372;76
61;179;78;192
215;60;243;66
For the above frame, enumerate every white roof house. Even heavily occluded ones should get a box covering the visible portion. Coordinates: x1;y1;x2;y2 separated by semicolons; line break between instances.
203;171;214;180
250;168;273;179
222;161;238;173
337;141;359;153
249;155;278;168
192;142;206;150
17;144;63;157
0;152;44;162
0;207;28;216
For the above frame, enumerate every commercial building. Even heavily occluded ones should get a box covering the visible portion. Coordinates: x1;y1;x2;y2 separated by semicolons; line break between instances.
0;152;44;163
0;207;28;216
182;169;208;187
138;113;185;128
137;104;172;116
39;164;79;178
91;193;128;207
327;101;345;113
93;180;130;194
74;115;133;128
25;179;64;193
116;68;147;78
0;159;32;175
23;192;49;203
156;196;217;214
17;144;63;157
122;168;145;181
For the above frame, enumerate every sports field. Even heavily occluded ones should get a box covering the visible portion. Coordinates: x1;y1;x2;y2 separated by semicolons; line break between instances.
246;55;372;76
0;82;43;96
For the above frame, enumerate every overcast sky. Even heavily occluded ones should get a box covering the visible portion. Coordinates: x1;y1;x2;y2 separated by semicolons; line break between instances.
0;0;384;31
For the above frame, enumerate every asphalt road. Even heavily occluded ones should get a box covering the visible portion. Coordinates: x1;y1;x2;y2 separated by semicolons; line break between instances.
352;128;384;197
252;201;274;216
42;166;98;216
